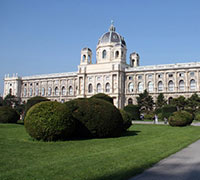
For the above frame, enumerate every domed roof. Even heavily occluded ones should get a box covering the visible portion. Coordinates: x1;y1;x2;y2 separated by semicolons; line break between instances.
98;23;126;47
82;47;92;51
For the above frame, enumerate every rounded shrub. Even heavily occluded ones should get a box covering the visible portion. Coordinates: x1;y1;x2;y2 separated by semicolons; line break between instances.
65;98;123;138
123;104;140;120
24;96;50;118
90;93;113;104
24;101;75;141
0;106;20;123
120;109;132;131
169;111;193;127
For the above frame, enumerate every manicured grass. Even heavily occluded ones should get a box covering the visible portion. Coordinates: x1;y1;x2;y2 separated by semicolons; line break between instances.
1;124;200;180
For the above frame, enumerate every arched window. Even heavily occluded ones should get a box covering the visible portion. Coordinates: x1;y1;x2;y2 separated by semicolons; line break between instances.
82;55;86;62
148;81;154;92
190;79;196;90
88;55;91;61
69;86;73;95
97;83;102;93
88;84;93;93
105;83;110;93
138;82;143;92
179;80;185;91
168;80;174;91
115;51;119;58
158;81;163;91
102;50;106;59
30;88;33;96
128;82;134;92
42;87;45;96
55;87;59;96
128;98;133;104
35;88;39;96
62;86;66;96
24;88;27;96
48;87;52;96
9;88;12;95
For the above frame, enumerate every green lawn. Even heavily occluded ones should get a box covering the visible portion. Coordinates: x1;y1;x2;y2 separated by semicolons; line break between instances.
1;124;200;180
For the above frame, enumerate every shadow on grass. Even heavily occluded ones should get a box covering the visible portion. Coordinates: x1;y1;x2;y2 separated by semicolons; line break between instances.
68;130;141;141
121;130;141;137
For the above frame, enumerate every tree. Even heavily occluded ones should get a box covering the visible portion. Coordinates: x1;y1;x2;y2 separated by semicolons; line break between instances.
136;89;154;113
155;93;167;110
0;96;3;106
3;94;20;108
2;94;25;117
123;104;140;120
171;96;186;111
186;93;200;112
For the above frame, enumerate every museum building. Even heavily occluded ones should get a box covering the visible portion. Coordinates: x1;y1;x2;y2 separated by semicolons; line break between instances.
3;23;200;108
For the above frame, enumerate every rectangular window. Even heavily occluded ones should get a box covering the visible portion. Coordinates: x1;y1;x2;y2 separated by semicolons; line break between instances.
138;75;143;80
129;76;133;80
190;72;195;77
148;74;152;79
158;74;163;78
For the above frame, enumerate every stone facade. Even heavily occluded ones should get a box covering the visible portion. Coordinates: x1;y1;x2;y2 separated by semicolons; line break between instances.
3;24;200;108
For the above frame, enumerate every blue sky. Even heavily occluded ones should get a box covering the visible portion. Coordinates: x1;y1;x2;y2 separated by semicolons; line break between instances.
0;0;200;95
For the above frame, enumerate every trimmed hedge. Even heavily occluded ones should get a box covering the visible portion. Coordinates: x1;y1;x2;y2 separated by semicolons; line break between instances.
161;105;177;120
0;106;20;123
24;96;49;118
65;98;123;138
91;93;113;104
169;111;193;127
24;101;75;141
123;104;140;120
120;109;132;131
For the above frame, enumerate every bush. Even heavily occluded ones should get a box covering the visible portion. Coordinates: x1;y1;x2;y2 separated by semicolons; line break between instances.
185;108;195;120
154;108;162;115
123;104;140;120
169;111;193;127
157;113;163;121
161;105;177;120
24;101;75;141
195;112;200;121
90;93;113;104
0;106;20;123
24;96;50;118
144;113;154;120
120;109;132;131
65;98;123;138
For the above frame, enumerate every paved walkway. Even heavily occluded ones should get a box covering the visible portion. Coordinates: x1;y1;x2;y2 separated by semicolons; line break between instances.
132;120;200;126
129;138;200;180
